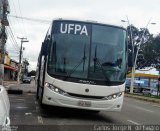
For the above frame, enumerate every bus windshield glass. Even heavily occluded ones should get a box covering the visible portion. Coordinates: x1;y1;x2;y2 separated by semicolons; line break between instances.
47;20;127;83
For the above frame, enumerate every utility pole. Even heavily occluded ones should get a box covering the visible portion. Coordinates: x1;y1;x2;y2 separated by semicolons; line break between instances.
0;0;9;85
130;19;156;93
17;37;29;83
121;17;134;93
121;18;156;93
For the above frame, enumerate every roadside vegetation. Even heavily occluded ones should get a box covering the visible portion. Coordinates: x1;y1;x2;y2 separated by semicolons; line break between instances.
126;91;160;99
127;25;160;71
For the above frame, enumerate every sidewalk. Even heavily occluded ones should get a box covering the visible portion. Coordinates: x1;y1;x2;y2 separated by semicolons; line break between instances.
125;93;160;104
4;80;36;94
3;81;18;88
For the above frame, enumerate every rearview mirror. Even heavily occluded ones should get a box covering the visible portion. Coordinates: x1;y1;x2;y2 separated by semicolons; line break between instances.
41;41;48;56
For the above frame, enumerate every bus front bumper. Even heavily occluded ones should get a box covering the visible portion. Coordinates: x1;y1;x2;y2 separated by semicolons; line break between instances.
42;87;124;112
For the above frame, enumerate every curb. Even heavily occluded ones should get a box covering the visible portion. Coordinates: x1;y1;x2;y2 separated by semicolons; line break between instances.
4;83;20;89
7;89;23;95
4;81;36;95
125;93;160;104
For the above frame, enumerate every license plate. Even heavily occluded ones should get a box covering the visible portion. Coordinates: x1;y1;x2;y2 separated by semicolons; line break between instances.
78;100;91;107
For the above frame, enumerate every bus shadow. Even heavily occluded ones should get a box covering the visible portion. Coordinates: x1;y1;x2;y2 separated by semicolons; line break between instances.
40;106;115;123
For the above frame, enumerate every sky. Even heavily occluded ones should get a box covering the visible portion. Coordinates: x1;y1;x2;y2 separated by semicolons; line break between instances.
6;0;160;71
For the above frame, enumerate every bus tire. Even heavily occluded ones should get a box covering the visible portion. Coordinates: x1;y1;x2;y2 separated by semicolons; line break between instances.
40;102;47;109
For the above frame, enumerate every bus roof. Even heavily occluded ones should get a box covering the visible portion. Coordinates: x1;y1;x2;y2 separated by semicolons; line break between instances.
51;18;126;31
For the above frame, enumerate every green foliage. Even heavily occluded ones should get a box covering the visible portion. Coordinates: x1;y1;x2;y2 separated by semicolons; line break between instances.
131;93;160;99
127;25;160;70
140;34;160;69
22;59;29;75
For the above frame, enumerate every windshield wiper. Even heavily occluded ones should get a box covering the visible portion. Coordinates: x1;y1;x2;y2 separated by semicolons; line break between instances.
63;57;66;73
64;44;86;80
102;62;116;67
82;44;86;72
53;41;57;72
93;45;110;82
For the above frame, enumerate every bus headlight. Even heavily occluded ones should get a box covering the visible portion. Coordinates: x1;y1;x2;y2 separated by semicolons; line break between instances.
105;92;123;100
45;82;67;95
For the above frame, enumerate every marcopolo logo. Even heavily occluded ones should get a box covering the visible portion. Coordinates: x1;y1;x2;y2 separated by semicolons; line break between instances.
60;23;88;36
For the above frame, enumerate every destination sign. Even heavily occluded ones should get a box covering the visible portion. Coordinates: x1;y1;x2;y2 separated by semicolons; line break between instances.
53;21;91;36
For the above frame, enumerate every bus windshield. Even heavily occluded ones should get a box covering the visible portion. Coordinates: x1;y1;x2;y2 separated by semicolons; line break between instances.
47;21;127;84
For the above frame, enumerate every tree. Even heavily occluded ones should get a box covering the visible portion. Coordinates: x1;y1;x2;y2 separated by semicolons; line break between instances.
22;59;29;76
138;34;160;69
126;25;152;69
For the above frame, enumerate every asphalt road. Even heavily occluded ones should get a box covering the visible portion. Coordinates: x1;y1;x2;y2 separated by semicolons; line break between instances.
8;81;160;131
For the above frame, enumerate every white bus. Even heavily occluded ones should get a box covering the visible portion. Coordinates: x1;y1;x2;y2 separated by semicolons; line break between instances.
36;19;127;112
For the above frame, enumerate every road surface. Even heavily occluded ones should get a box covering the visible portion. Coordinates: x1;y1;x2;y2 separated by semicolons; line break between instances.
8;81;160;131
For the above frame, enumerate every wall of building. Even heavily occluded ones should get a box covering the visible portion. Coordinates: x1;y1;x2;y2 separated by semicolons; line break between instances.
0;52;18;81
126;71;159;91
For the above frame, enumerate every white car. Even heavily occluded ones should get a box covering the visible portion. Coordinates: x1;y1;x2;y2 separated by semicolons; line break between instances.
0;85;10;130
142;88;160;96
151;89;160;96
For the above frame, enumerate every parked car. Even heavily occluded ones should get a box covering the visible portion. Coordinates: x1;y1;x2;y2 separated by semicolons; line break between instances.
151;89;160;96
0;85;10;130
142;88;160;96
22;77;31;84
142;89;151;96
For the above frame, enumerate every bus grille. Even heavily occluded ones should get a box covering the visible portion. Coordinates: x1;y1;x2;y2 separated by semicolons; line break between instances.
67;93;105;100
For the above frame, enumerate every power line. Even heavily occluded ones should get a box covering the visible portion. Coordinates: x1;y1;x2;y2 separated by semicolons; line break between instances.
7;37;18;54
6;28;17;50
6;27;20;51
7;26;20;49
8;15;51;24
7;17;16;35
17;0;27;37
8;18;19;45
8;0;28;40
8;0;24;35
6;29;19;52
8;30;19;50
8;0;18;18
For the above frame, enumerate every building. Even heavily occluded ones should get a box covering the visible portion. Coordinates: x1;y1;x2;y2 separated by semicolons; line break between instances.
0;0;10;83
126;68;159;90
0;51;18;81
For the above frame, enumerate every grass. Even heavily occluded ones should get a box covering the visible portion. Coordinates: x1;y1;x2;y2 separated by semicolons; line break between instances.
126;92;160;99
